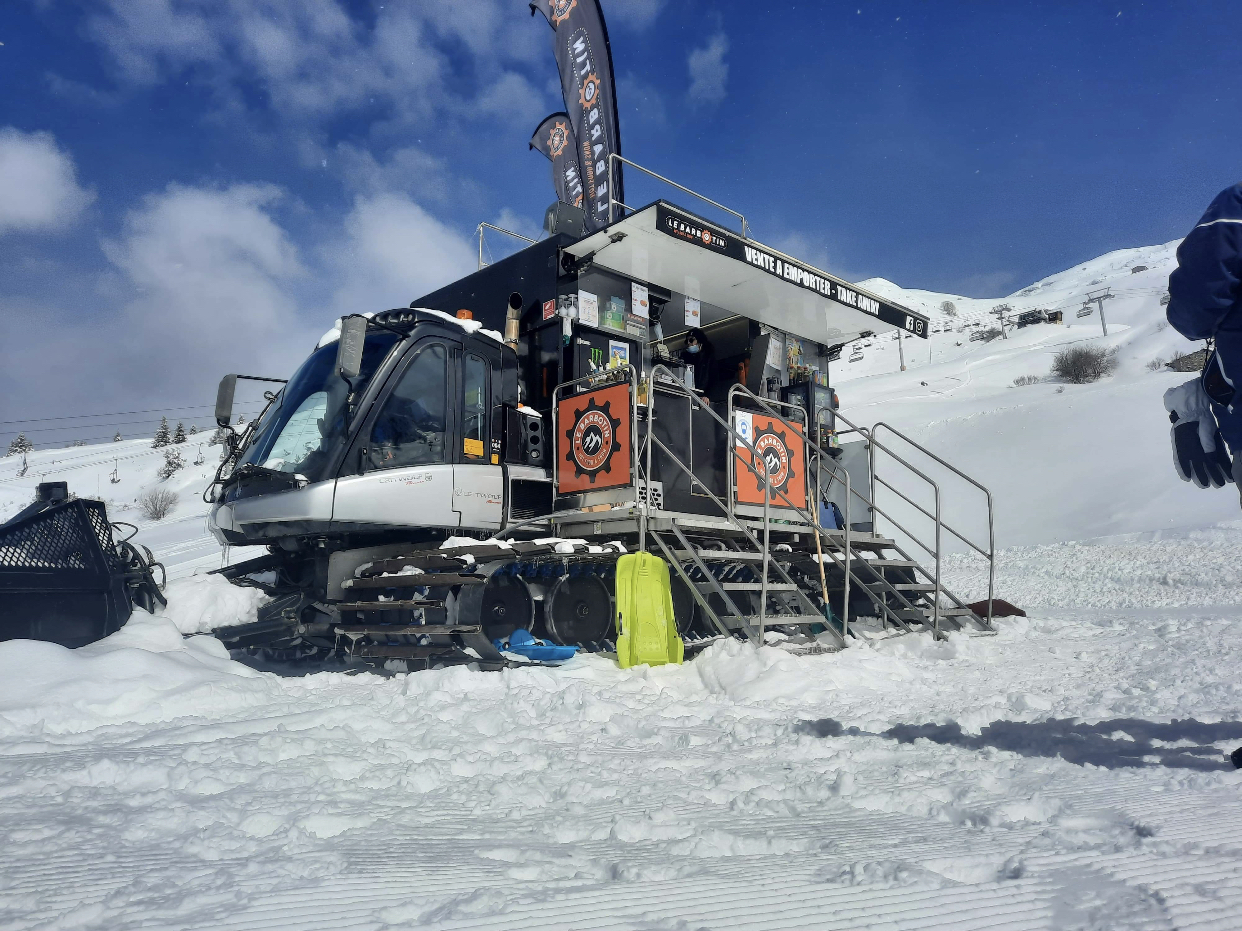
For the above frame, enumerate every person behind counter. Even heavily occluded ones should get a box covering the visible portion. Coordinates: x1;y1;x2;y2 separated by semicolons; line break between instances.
681;327;714;397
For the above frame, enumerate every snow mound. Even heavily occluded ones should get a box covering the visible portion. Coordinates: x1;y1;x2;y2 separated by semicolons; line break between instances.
0;613;270;736
156;573;269;634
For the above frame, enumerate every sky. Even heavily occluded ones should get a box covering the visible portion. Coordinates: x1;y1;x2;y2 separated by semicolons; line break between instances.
1;0;1240;446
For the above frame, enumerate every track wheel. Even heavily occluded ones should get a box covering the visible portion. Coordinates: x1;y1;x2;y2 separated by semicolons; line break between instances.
545;574;613;646
460;574;535;642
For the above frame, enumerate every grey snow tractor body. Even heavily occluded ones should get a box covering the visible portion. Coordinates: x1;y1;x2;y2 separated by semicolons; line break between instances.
207;193;998;670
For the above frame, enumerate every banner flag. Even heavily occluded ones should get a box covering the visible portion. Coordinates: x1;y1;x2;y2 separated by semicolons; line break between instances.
530;112;586;210
531;0;624;232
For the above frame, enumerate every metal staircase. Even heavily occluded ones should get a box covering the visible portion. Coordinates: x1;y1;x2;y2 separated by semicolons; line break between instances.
549;364;997;652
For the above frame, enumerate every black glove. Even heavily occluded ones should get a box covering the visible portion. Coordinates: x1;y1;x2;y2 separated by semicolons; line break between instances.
1164;379;1233;488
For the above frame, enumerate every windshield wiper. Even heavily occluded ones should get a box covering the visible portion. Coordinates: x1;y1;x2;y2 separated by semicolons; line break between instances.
219;463;307;493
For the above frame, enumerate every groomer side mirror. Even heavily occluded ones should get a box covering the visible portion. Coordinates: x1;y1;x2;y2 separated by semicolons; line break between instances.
337;315;367;381
215;374;238;427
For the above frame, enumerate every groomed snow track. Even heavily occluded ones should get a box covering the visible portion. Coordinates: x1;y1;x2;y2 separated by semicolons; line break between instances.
3;562;1242;930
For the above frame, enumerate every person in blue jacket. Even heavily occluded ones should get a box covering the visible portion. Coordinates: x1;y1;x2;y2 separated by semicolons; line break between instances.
1163;183;1242;500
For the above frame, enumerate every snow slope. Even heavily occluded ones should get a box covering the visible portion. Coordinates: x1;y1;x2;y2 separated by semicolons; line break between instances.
1;570;1241;930
6;238;1242;930
0;437;222;574
835;239;1221;550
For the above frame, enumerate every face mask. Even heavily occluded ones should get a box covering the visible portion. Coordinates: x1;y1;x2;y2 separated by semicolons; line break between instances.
686;344;700;354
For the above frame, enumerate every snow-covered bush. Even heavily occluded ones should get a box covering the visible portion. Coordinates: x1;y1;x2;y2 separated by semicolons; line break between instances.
173;421;187;444
152;416;172;448
940;300;957;317
7;433;33;456
1052;345;1118;384
1012;375;1041;386
978;327;1003;342
157;446;184;479
208;426;228;446
137;487;178;520
113;431;123;442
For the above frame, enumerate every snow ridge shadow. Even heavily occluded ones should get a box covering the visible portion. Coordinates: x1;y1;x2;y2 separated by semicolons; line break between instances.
796;717;1242;771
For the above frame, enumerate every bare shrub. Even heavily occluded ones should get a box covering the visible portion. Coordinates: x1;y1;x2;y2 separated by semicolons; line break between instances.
1051;345;1118;384
1146;357;1166;371
138;488;178;521
1012;375;1041;386
979;326;1003;342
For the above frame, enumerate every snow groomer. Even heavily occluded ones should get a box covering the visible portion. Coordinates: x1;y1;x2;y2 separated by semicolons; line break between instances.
1163;182;1242;504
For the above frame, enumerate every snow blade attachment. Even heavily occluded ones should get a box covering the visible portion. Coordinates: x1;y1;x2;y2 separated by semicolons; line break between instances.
0;486;166;648
615;552;683;669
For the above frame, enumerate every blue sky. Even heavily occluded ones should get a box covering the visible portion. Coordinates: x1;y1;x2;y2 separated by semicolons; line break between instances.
1;0;1240;438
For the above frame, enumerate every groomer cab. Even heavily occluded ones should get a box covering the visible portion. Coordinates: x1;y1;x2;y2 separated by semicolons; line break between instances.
417;198;930;536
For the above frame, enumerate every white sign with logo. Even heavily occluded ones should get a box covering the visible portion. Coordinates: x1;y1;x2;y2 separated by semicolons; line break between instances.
631;282;649;318
578;290;598;327
685;296;700;326
734;410;753;448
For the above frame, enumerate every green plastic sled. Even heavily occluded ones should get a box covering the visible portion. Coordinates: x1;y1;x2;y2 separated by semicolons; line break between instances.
615;552;684;669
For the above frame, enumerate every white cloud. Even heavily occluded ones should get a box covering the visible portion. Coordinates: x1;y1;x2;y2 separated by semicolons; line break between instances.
688;32;729;106
81;1;544;133
0;182;316;420
605;0;667;31
330;194;477;315
0;128;95;234
99;183;310;400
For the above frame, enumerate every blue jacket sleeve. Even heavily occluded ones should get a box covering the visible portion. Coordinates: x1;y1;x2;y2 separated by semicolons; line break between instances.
1167;183;1242;341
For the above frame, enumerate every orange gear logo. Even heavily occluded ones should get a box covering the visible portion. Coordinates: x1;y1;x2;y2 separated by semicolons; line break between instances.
566;397;622;482
579;72;600;110
550;0;576;26
752;428;793;495
547;120;570;158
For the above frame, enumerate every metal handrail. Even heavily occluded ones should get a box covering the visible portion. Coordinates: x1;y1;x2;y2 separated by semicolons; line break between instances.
728;380;972;639
796;397;995;637
646;365;853;642
726;383;853;636
606;154;750;237
871;422;995;627
811;404;951;635
476;222;538;270
662;373;921;643
551;364;645;546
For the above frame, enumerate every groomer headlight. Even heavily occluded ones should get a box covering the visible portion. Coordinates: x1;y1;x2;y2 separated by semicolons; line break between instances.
375;309;418;330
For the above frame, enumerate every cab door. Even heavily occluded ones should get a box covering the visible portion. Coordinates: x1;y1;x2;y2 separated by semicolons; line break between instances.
453;346;504;529
332;337;459;531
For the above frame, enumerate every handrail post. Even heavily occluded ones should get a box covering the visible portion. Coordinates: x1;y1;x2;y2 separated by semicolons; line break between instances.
933;485;942;639
608;154;617;224
843;469;851;640
760;470;770;643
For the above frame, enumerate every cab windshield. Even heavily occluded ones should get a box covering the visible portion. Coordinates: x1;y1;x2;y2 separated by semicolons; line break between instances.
236;331;401;483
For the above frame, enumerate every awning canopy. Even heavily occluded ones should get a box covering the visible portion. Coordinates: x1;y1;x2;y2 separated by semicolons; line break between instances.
565;201;929;345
